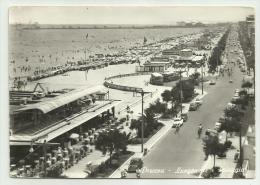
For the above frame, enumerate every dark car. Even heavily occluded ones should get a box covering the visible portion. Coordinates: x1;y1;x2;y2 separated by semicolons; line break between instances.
209;80;216;85
128;158;143;172
181;113;188;122
189;102;199;111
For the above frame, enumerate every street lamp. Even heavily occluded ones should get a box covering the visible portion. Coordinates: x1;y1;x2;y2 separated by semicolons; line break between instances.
201;65;204;95
107;86;110;100
239;122;242;167
135;89;151;153
178;70;185;114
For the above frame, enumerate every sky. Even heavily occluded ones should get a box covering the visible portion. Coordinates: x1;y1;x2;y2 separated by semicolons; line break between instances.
9;6;254;25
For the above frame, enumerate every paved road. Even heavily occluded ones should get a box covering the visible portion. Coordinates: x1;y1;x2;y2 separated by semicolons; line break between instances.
126;57;244;178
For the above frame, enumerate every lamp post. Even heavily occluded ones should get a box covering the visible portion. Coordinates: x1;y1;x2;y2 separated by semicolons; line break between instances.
135;89;151;153
201;64;204;95
141;90;144;153
107;86;110;100
178;70;185;114
239;122;242;167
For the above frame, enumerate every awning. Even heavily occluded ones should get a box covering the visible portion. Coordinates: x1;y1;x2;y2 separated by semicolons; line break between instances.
14;85;106;114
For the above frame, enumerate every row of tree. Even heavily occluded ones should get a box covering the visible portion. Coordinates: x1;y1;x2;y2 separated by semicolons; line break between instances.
238;22;255;71
208;28;230;72
202;81;253;178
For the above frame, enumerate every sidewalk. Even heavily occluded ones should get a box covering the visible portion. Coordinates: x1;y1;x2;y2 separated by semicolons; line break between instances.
62;145;110;178
199;134;246;178
109;91;208;178
62;86;170;178
109;119;172;178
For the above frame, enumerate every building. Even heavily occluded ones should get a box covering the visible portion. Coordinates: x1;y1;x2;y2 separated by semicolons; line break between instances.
192;55;205;64
162;47;181;56
9;85;121;146
136;56;171;72
179;49;193;58
246;15;255;45
136;61;170;72
174;55;205;67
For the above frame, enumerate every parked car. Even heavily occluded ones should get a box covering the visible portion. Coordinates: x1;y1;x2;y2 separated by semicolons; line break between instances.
181;113;188;122
209;80;216;85
128;158;143;172
194;98;203;105
235;89;240;93
189;102;199;111
218;116;233;124
234;92;240;97
172;117;183;128
215;122;222;131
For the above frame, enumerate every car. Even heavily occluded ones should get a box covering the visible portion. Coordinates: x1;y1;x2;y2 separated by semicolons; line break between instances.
181;113;188;122
241;68;246;72
194;98;203;105
234;92;240;97
215;122;222;131
172;117;183;128
235;89;240;93
189;102;199;111
229;79;233;83
219;116;233;124
209;80;216;85
128;158;143;172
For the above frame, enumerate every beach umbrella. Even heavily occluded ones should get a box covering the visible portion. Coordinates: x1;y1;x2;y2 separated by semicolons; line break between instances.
70;133;79;139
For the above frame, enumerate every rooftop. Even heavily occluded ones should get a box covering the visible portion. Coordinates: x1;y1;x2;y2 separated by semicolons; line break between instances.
14;85;106;114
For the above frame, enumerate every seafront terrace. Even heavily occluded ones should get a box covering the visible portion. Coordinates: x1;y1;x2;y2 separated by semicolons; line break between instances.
10;99;121;145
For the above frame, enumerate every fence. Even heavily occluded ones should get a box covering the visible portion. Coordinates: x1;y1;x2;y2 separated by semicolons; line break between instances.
104;72;152;92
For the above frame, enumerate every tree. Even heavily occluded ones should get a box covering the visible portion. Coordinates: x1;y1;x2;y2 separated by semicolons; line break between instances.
224;106;244;120
189;72;200;85
219;117;240;142
161;90;172;104
95;130;129;165
130;107;160;138
241;81;252;89
149;99;167;114
176;79;195;102
202;132;227;168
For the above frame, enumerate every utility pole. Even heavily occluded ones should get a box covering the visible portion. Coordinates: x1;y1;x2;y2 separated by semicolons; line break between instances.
84;48;87;62
107;86;110;100
201;65;204;95
141;90;144;153
239;122;242;167
179;70;184;114
135;89;151;153
43;139;47;177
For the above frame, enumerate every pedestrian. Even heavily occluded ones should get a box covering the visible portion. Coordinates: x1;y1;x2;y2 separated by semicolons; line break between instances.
175;125;180;134
197;124;203;139
136;168;141;178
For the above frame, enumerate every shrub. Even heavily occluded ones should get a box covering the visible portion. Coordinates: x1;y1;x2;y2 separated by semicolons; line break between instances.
224;140;232;149
98;162;106;173
46;163;63;178
128;138;142;144
212;166;221;177
119;117;127;123
201;166;221;178
201;169;213;178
